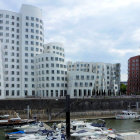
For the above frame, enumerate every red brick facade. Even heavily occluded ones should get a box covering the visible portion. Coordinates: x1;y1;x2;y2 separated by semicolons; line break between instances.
127;55;140;95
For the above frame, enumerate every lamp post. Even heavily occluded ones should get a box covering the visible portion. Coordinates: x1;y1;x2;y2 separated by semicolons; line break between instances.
66;94;70;140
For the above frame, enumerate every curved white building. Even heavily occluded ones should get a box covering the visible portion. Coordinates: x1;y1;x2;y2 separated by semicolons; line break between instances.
0;4;44;98
67;62;120;97
0;4;121;99
35;42;67;98
0;42;4;98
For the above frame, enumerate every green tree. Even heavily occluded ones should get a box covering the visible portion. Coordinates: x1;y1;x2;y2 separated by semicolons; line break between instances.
120;84;127;94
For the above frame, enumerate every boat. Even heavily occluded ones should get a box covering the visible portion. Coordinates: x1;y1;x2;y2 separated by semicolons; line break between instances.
71;120;113;133
90;119;106;127
107;132;140;140
16;130;66;140
115;111;139;119
70;120;114;138
0;112;35;126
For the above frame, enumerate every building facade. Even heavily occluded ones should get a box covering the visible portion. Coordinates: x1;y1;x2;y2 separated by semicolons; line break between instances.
127;55;140;95
0;5;121;99
35;42;67;98
67;62;120;98
0;4;44;98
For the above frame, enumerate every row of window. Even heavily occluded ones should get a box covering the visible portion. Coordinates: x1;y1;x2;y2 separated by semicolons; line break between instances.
0;14;19;20
36;57;65;63
37;63;66;69
69;68;111;74
0;33;20;39
25;35;43;40
75;82;93;87
5;84;21;87
74;89;92;97
4;77;35;82
25;41;43;46
76;75;94;80
25;22;43;29
25;16;43;24
4;52;19;57
0;26;20;32
4;90;35;96
37;70;67;75
0;21;20;28
1;39;19;44
47;45;64;51
25;28;43;35
37;90;67;97
4;64;34;69
68;64;112;69
4;71;20;75
4;71;34;75
37;76;67;81
37;83;67;88
52;51;64;56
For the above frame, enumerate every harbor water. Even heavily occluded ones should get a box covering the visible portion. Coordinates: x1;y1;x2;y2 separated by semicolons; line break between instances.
0;119;140;139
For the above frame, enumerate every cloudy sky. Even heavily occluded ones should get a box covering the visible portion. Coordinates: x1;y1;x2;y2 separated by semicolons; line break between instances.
1;0;140;81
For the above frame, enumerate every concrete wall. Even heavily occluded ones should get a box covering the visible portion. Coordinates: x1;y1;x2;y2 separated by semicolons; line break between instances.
0;97;139;120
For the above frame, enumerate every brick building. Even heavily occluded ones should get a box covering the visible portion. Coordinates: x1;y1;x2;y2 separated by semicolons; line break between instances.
127;55;140;95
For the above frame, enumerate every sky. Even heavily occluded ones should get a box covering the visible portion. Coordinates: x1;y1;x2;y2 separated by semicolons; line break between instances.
1;0;140;81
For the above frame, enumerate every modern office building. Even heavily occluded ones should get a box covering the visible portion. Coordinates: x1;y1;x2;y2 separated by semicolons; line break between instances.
0;4;44;98
35;42;67;98
127;55;140;95
67;62;120;98
0;4;121;99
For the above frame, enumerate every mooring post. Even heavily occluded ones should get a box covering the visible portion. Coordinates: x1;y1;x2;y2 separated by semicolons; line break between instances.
26;105;30;119
136;102;139;111
66;94;70;140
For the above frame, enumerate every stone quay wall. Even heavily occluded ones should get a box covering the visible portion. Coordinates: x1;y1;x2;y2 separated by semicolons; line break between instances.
0;97;140;120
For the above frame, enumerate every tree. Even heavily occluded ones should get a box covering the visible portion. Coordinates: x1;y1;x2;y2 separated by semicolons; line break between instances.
120;84;127;94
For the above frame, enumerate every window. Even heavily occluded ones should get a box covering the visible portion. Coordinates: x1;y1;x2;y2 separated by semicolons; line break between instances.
12;90;14;96
25;35;28;38
17;17;19;21
25;53;28;56
6;27;9;30
31;17;34;21
26;16;29;20
51;64;54;67
25;47;28;50
31;35;34;39
75;82;78;87
12;16;14;19
6;21;9;24
0;14;3;18
81;75;84;80
31;29;34;33
25;65;28;69
51;83;54;87
6;90;9;96
31;53;34;57
17;91;20;96
0;20;3;24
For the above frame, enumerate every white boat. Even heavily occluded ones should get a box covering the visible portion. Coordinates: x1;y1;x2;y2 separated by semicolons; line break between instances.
115;111;139;119
107;132;140;140
71;121;114;138
17;132;66;140
71;120;113;134
15;122;45;131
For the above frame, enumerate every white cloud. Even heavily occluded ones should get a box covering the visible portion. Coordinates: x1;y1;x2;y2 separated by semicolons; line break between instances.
109;48;137;56
132;29;140;42
121;73;128;81
1;0;140;82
